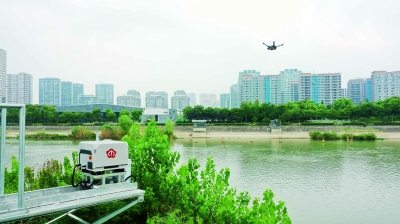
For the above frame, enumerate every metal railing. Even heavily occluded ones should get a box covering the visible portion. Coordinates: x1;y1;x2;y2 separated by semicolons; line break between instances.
0;103;26;209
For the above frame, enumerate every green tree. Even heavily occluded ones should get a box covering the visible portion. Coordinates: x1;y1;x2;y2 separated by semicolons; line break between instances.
118;115;133;136
106;108;117;122
119;109;130;117
6;108;19;123
131;109;143;122
59;111;74;123
92;108;102;122
26;104;41;123
84;112;93;122
41;105;57;123
182;106;194;121
163;118;175;139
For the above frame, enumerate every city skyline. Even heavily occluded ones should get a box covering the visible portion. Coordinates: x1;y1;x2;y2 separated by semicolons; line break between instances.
1;1;399;106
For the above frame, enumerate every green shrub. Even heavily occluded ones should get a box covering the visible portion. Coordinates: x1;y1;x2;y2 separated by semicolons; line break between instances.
353;133;376;140
118;115;133;136
302;122;335;126
323;132;340;140
71;126;95;140
309;131;322;140
100;124;121;140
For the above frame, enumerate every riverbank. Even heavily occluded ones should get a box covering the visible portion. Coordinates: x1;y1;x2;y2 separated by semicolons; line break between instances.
5;128;400;139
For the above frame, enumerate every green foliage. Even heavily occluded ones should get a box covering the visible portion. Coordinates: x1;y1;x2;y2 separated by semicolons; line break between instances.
24;132;71;140
71;126;95;139
123;120;291;223
92;108;102;122
119;109;131;117
163;119;175;139
309;131;323;140
4;153;78;194
321;132;340;140
131;109;143;122
118;115;133;136
106;108;117;122
100;123;120;140
310;131;377;141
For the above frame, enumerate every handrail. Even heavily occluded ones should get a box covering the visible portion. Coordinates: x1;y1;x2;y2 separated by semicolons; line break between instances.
0;103;26;209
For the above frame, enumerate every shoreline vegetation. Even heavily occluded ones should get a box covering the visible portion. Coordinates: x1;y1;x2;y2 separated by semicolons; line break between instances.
309;131;377;140
5;124;398;140
4;120;291;223
7;123;390;141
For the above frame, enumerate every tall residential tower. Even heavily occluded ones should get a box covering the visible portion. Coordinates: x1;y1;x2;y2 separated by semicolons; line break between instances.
95;83;114;104
0;49;6;103
39;78;61;106
7;73;33;104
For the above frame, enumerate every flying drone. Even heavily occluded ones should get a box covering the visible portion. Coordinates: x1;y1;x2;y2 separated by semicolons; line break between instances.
263;41;283;50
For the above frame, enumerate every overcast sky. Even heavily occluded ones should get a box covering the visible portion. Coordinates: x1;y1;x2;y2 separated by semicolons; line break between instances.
1;0;400;106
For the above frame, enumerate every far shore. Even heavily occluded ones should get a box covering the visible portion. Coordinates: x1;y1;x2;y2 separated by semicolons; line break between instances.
5;129;400;140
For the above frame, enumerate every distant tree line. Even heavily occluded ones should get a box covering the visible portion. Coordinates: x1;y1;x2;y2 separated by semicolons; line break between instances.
1;104;143;124
182;97;400;123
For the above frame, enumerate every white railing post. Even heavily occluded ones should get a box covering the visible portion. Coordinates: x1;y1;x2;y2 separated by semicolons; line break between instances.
18;105;26;208
0;108;7;195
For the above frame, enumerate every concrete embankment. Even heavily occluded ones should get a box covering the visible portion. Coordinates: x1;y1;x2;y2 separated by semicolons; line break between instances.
174;125;400;139
5;125;400;139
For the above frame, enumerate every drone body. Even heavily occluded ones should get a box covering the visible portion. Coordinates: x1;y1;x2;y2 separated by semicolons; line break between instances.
263;41;283;50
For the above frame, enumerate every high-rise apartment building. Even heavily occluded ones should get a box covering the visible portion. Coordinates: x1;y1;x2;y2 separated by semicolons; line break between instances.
61;82;84;106
279;69;302;104
187;93;196;107
239;73;260;104
371;71;400;102
73;83;84;105
145;91;168;108
0;49;6;103
117;90;141;107
365;78;372;102
290;81;300;102
348;79;367;105
341;88;348;98
230;84;239;108
238;70;260;105
95;83;114;104
230;84;240;109
265;75;280;105
39;78;61;106
199;93;217;108
171;90;190;110
6;73;33;104
220;93;230;109
61;81;73;106
300;73;341;105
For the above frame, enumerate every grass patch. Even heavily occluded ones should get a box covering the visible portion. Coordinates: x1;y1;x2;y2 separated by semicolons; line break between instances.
309;131;377;141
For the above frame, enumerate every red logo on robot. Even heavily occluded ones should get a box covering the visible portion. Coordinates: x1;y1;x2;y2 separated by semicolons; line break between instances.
106;148;117;158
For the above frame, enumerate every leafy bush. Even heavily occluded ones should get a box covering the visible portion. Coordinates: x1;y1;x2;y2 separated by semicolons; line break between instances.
309;131;322;140
123;120;291;223
71;126;95;140
322;132;340;140
100;124;121;140
302;122;335;126
24;132;71;140
353;133;376;140
163;119;175;139
118;115;133;136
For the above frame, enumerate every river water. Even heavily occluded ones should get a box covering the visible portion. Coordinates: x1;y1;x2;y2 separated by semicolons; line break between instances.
3;139;400;224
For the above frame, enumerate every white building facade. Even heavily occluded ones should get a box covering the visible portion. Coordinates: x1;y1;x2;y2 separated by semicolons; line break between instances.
6;73;33;104
0;49;6;103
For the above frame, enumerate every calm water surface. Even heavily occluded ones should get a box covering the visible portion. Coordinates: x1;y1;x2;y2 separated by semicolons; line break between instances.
3;139;400;224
